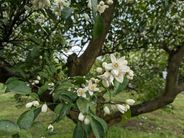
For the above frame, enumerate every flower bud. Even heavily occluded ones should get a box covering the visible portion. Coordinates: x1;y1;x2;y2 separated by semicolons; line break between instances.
84;117;90;125
103;106;110;115
102;80;110;88
41;103;48;112
34;80;39;84
116;104;126;114
48;124;54;132
126;99;135;106
32;101;40;107
96;67;103;74
78;112;85;121
25;102;33;108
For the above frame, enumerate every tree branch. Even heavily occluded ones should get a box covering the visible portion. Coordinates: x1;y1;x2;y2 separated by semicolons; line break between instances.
67;1;117;76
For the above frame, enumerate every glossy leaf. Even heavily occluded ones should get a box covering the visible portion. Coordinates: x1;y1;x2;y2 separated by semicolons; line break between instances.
73;122;84;138
0;120;20;136
6;77;31;95
17;110;34;129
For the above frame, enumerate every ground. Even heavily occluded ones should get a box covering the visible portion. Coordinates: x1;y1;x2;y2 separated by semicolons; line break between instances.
0;93;184;138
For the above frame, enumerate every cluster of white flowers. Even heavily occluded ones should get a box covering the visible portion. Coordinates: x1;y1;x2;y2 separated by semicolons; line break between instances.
31;76;41;85
78;112;90;125
103;99;135;115
76;78;100;98
25;100;40;108
98;54;134;88
96;0;113;14
25;101;48;113
32;0;51;10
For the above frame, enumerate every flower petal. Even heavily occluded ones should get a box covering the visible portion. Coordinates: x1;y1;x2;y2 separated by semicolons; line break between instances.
110;54;116;63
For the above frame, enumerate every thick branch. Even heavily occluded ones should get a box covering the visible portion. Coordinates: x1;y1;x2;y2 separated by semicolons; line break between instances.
68;1;117;76
130;46;184;116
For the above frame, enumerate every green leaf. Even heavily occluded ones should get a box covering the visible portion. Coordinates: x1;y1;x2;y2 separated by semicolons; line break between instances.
0;120;20;136
113;77;129;95
53;103;71;123
33;108;41;120
38;82;49;95
90;117;105;138
73;76;86;85
73;122;85;138
92;115;107;133
93;15;104;40
6;77;31;95
77;98;89;113
17;110;35;129
0;83;6;93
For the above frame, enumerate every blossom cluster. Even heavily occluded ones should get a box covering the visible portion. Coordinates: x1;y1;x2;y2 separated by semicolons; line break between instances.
26;100;48;113
98;54;134;88
88;0;114;14
76;78;100;98
75;54;135;125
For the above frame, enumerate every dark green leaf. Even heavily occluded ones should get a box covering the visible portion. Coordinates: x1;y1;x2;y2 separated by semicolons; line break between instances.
92;115;107;133
6;77;31;95
73;122;85;138
17;110;34;129
53;103;71;123
90;117;105;138
0;120;20;136
93;15;104;39
38;82;49;95
73;76;86;85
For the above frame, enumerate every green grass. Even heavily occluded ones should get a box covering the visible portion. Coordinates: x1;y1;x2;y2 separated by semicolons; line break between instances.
0;93;184;138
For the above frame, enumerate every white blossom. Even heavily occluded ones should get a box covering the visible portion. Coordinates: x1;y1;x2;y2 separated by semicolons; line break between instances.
116;104;127;114
96;67;103;74
77;88;87;98
162;70;167;80
32;101;40;107
86;80;100;96
126;99;135;106
25;102;33;108
48;124;54;132
97;1;109;14
78;112;85;121
37;76;41;80
34;80;39;84
103;106;110;115
41;103;48;112
84;117;90;125
26;100;39;108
